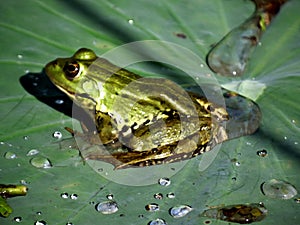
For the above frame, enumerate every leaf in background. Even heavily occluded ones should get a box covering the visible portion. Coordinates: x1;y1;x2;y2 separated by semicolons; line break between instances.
0;0;299;224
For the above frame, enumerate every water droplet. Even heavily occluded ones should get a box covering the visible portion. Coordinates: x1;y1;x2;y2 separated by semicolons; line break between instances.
261;179;297;199
26;149;39;156
148;218;167;225
96;201;119;214
20;180;29;185
4;151;17;159
294;198;300;203
53;131;62;139
30;157;52;168
166;192;175;199
34;220;47;225
55;99;64;104
70;193;78;200
106;194;114;200
154;193;163;200
145;203;160;212
158;177;171;186
14;216;22;222
169;205;193;218
23;136;29;140
256;149;268;157
128;19;134;25
61;193;69;199
17;54;23;59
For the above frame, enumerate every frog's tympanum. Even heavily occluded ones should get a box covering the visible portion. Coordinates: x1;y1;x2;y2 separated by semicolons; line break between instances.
45;48;261;169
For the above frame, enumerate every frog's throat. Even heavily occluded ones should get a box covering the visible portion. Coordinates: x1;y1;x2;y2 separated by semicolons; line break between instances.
55;83;97;107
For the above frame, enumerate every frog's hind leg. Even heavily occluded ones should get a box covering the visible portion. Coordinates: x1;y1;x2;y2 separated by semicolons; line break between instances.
113;148;174;169
83;146;174;169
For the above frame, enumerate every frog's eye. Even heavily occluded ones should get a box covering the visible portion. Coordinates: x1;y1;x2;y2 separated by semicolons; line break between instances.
63;61;80;80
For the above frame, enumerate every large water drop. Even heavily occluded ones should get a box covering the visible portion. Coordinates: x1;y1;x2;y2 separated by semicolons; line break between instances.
96;201;119;214
30;157;52;168
169;205;193;218
261;179;297;199
4;151;17;159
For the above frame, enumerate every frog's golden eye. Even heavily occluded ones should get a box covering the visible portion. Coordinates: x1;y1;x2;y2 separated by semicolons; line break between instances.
63;61;80;80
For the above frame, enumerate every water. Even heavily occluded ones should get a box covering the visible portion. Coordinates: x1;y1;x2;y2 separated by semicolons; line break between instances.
70;193;78;200
34;221;47;225
106;194;114;200
128;19;134;25
30;157;52;169
256;149;268;157
13;216;22;222
261;179;297;199
166;192;175;199
96;201;119;214
55;99;64;105
61;193;69;199
148;218;167;225
145;203;160;212
23;136;29;140
4;151;17;159
26;149;39;156
158;177;171;186
53;131;63;139
154;193;163;200
169;205;193;218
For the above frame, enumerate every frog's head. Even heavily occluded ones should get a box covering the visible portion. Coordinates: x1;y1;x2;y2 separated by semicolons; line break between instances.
45;48;99;110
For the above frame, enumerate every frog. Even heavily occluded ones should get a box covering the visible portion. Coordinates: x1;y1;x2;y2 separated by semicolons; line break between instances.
45;48;260;169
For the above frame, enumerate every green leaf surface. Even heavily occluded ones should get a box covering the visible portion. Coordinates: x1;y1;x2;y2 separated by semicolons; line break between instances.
0;0;299;224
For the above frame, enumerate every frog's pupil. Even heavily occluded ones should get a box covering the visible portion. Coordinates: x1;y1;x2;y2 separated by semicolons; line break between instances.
64;62;80;79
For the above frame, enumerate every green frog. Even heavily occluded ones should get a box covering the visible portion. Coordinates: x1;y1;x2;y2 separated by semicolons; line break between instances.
45;48;259;169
